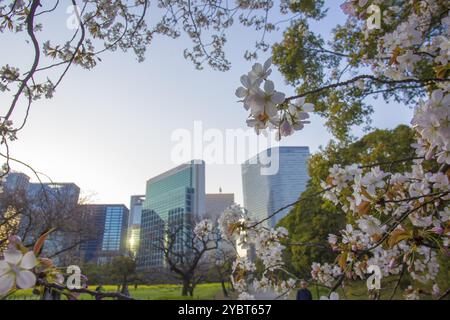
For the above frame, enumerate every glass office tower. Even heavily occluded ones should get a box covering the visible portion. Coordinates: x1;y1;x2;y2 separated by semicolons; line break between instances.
128;195;145;257
79;204;129;264
137;160;205;270
242;147;310;228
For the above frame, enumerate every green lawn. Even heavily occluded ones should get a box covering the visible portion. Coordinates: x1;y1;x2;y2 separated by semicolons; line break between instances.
8;279;434;300
7;283;223;300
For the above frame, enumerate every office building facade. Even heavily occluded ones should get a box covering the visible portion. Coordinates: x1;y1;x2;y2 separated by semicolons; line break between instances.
242;147;310;228
128;195;145;257
2;171;30;192
0;174;81;263
204;193;234;222
137;160;205;270
22;182;81;261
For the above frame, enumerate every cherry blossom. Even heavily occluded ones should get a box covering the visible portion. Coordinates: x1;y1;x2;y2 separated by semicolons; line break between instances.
193;219;214;238
235;58;314;137
0;249;37;296
320;292;339;300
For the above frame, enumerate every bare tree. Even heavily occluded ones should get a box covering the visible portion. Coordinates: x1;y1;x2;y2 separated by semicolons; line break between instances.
0;180;95;264
152;218;219;297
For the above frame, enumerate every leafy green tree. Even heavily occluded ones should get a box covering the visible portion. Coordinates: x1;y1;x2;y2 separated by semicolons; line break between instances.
110;256;137;296
271;1;443;142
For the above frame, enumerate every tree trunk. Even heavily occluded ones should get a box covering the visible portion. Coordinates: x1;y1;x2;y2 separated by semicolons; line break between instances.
121;275;130;296
41;288;61;300
181;278;190;296
229;279;235;292
221;280;228;297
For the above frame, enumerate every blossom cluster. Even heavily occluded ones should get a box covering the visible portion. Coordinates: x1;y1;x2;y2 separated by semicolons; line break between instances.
235;58;314;139
312;4;450;293
0;235;88;298
412;88;450;164
0;243;37;296
318;157;448;287
193;219;214;239
218;204;296;300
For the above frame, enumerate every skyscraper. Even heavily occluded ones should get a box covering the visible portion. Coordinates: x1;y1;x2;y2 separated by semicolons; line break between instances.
20;182;81;262
128;195;145;257
241;147;310;228
79;204;129;264
137;160;205;270
204;193;234;222
0;176;82;264
2;171;30;192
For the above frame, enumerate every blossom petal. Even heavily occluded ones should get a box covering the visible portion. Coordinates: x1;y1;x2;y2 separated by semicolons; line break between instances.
235;87;247;98
295;97;305;106
16;270;36;289
432;89;443;103
330;292;339;300
0;273;15;296
358;0;368;7
442;93;450;106
264;80;274;93
265;104;278;117
263;57;272;70
252;63;262;74
302;103;315;112
20;251;37;270
271;91;286;104
288;104;298;114
4;249;22;265
240;74;249;87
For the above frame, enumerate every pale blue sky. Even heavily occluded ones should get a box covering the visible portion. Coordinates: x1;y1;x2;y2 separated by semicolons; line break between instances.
1;1;413;206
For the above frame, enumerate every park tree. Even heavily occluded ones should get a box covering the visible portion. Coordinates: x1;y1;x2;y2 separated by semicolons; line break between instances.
156;219;219;296
110;255;137;296
212;246;236;298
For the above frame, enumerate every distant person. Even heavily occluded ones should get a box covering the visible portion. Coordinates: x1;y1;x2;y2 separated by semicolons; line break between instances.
296;280;313;300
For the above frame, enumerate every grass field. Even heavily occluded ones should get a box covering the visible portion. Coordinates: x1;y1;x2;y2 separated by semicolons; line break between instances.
7;278;435;300
7;283;224;300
